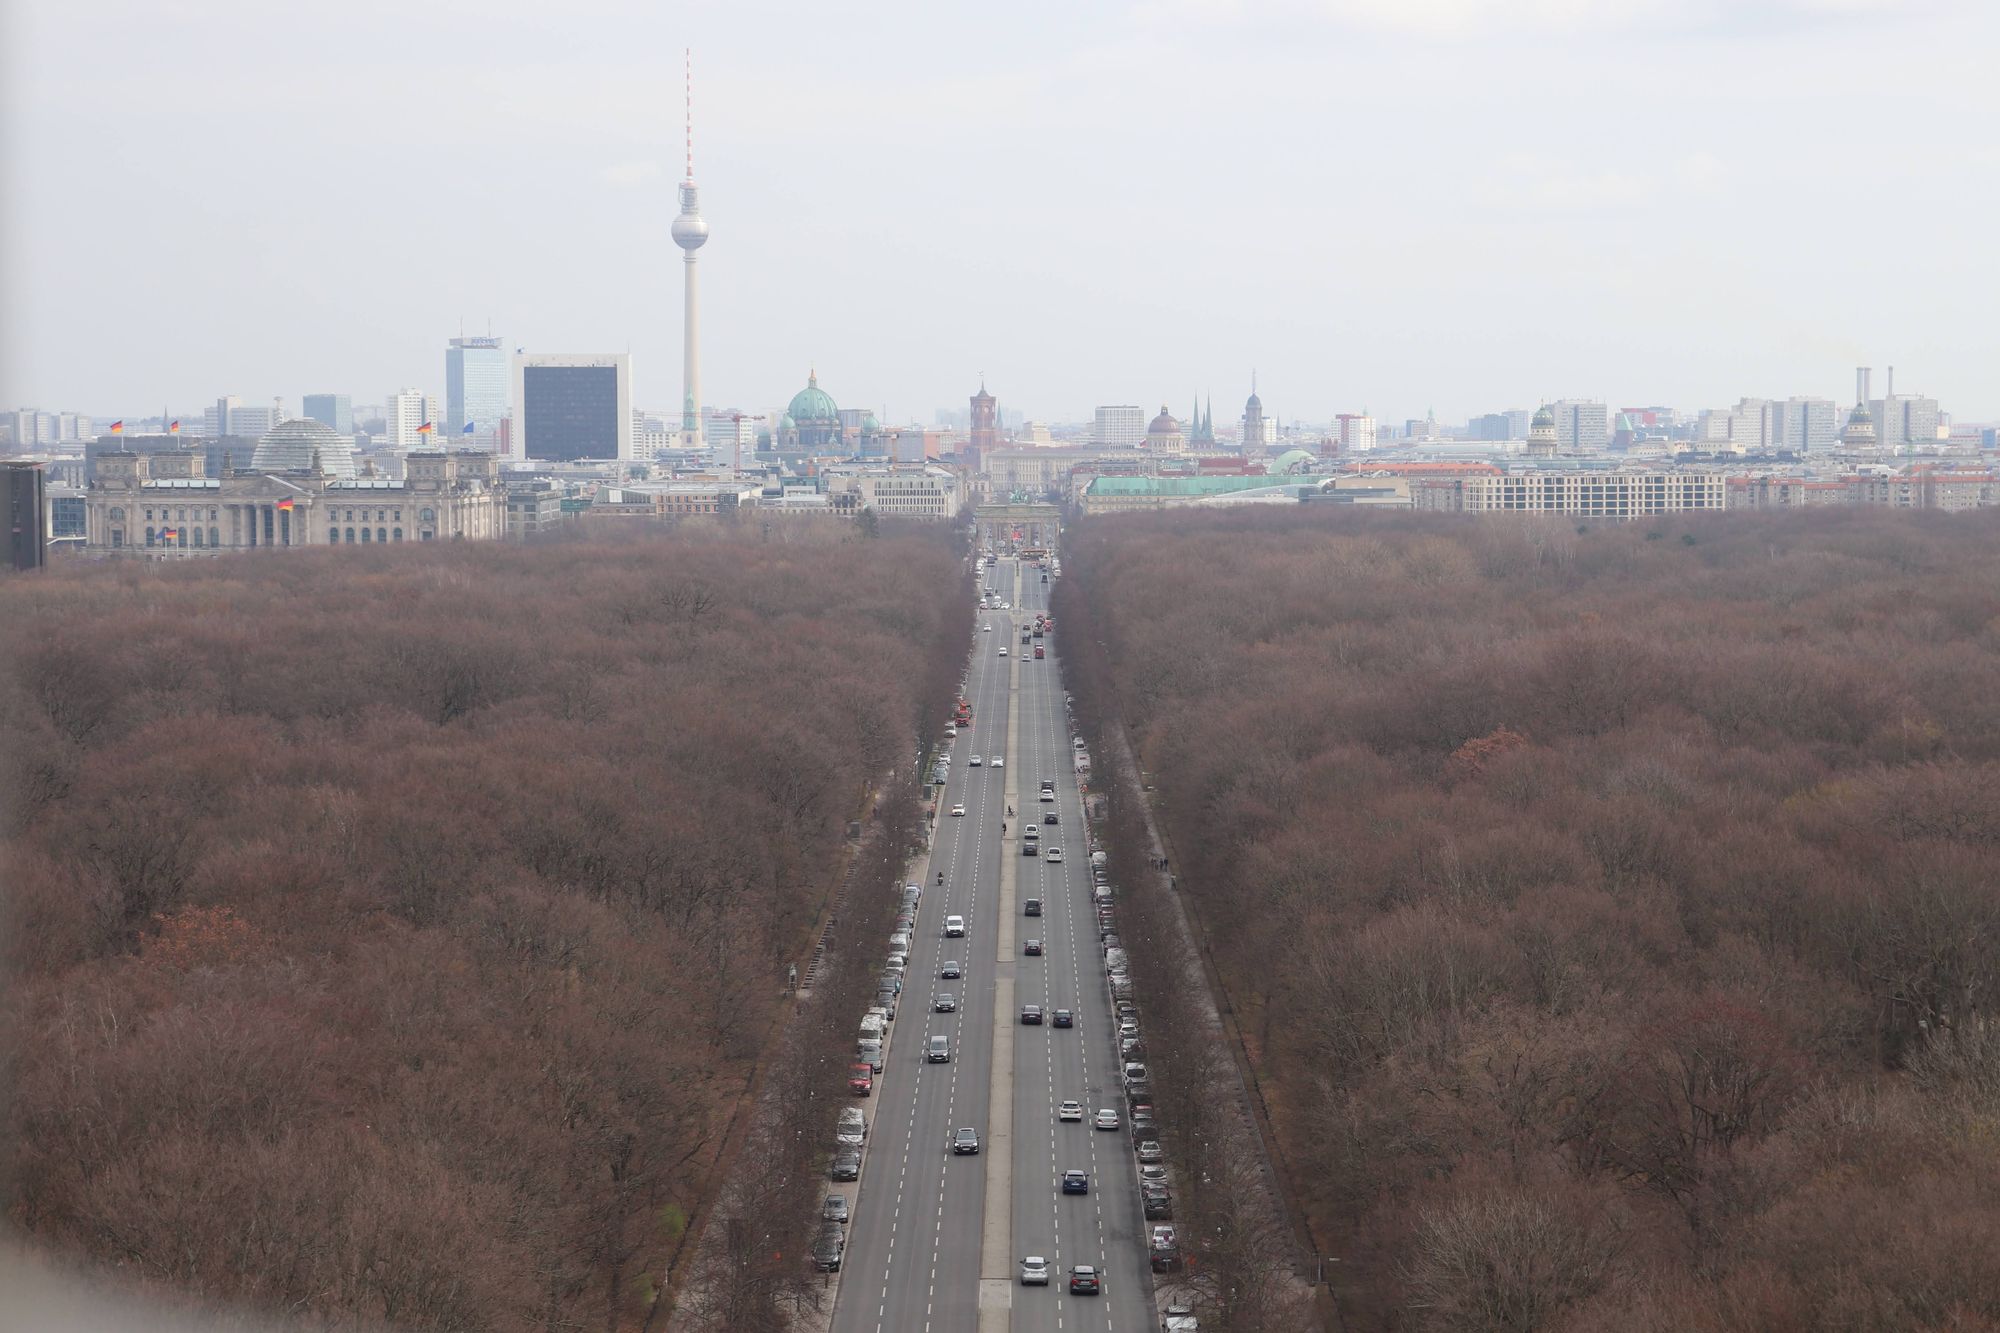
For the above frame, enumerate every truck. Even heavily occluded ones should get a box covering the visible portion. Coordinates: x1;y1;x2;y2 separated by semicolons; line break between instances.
1034;645;1045;660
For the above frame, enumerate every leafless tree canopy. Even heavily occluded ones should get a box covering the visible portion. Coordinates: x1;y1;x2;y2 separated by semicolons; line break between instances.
0;527;966;1332
1054;508;2000;1331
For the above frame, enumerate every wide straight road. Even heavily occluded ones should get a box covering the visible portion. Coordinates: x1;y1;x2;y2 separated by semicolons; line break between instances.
831;557;1153;1333
1005;562;1154;1333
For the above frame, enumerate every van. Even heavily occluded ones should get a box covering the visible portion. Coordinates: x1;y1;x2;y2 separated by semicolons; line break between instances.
928;1035;951;1063
944;914;966;938
859;1014;886;1043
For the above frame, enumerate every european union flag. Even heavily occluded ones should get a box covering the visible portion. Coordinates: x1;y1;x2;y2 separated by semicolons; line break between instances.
462;421;476;434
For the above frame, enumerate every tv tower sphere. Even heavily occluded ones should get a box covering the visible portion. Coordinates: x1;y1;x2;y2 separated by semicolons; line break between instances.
672;189;708;251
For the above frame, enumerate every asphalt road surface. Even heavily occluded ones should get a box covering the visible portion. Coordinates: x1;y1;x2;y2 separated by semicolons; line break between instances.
830;558;1153;1332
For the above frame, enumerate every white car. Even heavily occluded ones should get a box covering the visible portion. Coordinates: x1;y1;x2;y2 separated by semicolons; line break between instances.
983;623;991;632
1020;1255;1050;1286
950;803;966;817
990;756;1004;768
969;754;982;767
1094;1108;1121;1131
1058;1100;1085;1122
1045;847;1064;863
999;647;1009;656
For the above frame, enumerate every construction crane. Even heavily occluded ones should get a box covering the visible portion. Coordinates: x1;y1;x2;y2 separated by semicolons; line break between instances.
721;412;765;473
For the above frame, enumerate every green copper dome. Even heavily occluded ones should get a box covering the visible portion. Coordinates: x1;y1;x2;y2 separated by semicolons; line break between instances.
787;372;839;425
1531;404;1557;429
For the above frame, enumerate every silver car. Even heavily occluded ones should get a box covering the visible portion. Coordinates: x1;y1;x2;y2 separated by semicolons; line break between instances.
1020;1255;1050;1286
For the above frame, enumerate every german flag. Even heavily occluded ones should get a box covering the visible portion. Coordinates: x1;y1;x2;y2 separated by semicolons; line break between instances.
161;527;178;540
416;421;435;435
277;497;295;512
109;420;124;434
169;420;181;434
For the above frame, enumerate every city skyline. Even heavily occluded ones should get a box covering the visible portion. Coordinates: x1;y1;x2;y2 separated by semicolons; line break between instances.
5;2;1998;422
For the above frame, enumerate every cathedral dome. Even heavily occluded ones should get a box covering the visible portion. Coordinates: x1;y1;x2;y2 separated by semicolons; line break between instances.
1531;404;1557;430
787;373;840;425
1148;406;1179;435
252;418;356;479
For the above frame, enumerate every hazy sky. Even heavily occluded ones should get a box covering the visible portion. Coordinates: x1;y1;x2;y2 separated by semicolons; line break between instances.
4;0;1996;428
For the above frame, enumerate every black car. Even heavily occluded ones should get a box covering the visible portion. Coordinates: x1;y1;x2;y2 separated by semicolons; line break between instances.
1061;1169;1089;1194
1044;811;1058;825
1024;939;1043;956
1052;1008;1074;1028
952;1127;981;1155
1021;1004;1044;1025
812;1228;846;1271
830;1149;862;1181
1144;1194;1174;1220
1068;1265;1102;1295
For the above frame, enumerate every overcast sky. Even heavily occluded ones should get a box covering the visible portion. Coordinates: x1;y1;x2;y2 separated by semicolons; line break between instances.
4;0;1995;428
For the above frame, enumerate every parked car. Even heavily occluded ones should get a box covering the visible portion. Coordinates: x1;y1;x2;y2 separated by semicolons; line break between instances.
848;1063;873;1095
812;1228;845;1271
836;1107;867;1145
1163;1300;1199;1328
823;1195;850;1225
1144;1194;1174;1220
830;1149;861;1181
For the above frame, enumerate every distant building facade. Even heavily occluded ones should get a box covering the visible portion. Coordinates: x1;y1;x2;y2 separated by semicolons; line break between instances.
303;394;354;435
2;461;49;570
83;447;505;555
446;337;509;447
514;354;632;462
1413;470;1725;518
1093;405;1145;448
1548;400;1611;453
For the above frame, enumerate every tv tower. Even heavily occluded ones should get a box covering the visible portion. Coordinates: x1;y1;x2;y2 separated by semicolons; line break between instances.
670;49;709;449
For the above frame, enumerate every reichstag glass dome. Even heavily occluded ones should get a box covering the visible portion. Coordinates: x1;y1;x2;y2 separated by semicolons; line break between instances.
252;418;358;480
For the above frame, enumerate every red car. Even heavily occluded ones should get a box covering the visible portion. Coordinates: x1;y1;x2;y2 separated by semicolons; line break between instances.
848;1063;874;1096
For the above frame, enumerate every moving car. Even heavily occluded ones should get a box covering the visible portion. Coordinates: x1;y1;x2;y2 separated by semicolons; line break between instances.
1023;897;1041;916
812;1228;846;1272
1068;1265;1102;1295
928;1034;951;1063
829;1149;861;1181
1019;1255;1050;1286
952;1127;981;1155
1094;1107;1121;1131
1061;1169;1089;1195
1058;1100;1084;1122
940;959;962;979
1023;939;1043;956
990;756;1003;768
1052;1008;1074;1028
969;754;982;767
1021;1004;1044;1025
823;1195;850;1225
945;915;966;938
1045;847;1064;863
934;993;957;1012
1044;812;1058;825
999;647;1008;656
950;803;966;817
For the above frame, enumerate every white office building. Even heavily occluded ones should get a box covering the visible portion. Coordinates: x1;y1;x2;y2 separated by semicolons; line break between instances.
386;388;445;451
1774;397;1837;452
1093;405;1146;448
1548;400;1611;453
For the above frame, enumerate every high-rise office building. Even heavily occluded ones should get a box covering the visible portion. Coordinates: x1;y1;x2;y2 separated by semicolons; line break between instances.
513;354;632;462
2;461;48;570
1336;413;1378;452
1093;405;1145;447
1773;397;1836;452
1469;410;1532;441
203;396;242;437
303;394;354;435
1871;370;1941;449
386;389;444;450
202;396;279;439
445;337;509;448
1548;400;1610;453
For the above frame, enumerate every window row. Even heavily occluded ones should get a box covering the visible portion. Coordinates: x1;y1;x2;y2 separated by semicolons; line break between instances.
328;528;403;544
